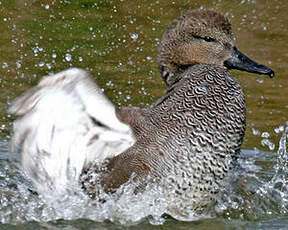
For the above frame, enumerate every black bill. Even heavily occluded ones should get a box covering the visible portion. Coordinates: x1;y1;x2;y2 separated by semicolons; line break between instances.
224;47;274;78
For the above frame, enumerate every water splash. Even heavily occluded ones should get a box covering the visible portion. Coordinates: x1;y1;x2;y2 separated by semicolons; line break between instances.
258;126;288;214
216;125;288;220
0;170;166;225
0;126;287;225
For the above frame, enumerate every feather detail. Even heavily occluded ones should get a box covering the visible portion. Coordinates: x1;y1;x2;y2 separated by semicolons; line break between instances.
9;68;135;196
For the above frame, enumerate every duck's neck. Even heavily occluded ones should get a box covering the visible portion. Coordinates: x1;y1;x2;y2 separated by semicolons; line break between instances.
160;63;204;88
164;63;230;89
159;65;191;87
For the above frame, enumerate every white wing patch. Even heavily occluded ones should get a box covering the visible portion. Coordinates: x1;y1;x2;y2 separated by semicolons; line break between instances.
9;68;135;196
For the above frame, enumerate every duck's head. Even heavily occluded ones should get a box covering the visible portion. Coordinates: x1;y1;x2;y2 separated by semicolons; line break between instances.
157;10;274;86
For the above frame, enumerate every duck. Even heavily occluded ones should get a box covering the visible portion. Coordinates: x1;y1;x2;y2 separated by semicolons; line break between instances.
9;10;274;217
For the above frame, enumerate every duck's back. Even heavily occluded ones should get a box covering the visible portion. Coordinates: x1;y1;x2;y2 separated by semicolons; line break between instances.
91;64;246;214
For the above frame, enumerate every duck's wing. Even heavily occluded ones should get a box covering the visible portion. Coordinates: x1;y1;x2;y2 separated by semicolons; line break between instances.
9;68;135;196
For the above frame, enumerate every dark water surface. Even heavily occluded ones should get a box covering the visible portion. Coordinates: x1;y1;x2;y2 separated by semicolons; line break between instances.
0;0;287;229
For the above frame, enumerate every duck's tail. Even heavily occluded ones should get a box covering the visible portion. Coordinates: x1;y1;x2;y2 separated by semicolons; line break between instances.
9;68;135;197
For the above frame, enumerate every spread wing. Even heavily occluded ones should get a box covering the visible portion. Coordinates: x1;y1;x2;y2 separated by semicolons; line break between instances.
9;68;135;196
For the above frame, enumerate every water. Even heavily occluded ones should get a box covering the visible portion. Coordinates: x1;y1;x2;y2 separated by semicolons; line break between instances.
0;128;287;229
0;0;287;229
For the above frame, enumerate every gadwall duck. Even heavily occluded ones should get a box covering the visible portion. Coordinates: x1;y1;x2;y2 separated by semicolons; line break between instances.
9;10;274;217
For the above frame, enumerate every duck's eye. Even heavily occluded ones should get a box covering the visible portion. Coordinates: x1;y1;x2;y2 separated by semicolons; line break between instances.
203;36;215;42
193;35;216;42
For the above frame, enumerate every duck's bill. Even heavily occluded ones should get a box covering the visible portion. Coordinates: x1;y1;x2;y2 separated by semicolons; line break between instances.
224;47;274;78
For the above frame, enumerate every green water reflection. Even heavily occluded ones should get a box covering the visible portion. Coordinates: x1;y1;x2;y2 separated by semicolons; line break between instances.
1;0;287;149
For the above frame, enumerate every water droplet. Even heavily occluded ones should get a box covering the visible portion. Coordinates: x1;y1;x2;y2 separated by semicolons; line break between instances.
45;4;50;9
46;63;52;69
130;33;138;41
106;81;114;87
65;53;72;62
38;62;45;67
257;78;264;84
261;132;270;138
261;139;275;150
252;128;260;135
52;53;57;58
274;126;285;134
16;61;21;69
2;62;8;69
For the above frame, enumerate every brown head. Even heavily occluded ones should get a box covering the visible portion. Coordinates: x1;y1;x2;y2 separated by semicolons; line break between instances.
157;10;274;86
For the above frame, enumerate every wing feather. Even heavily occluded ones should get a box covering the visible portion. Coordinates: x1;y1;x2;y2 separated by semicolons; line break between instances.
9;68;135;196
